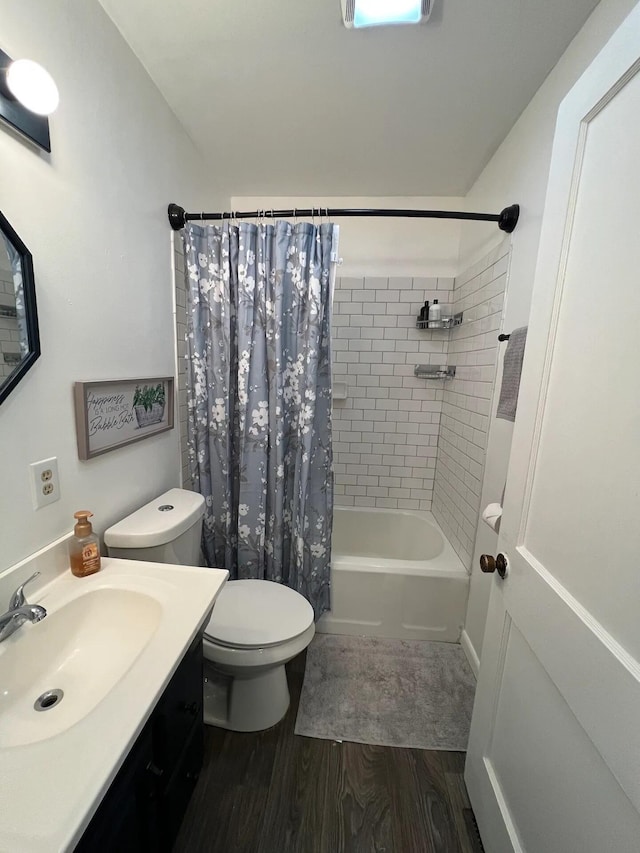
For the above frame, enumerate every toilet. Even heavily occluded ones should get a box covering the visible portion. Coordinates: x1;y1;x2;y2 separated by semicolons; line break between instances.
104;488;315;732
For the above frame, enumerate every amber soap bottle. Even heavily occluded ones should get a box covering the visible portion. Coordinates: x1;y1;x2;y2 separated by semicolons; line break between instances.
69;510;102;577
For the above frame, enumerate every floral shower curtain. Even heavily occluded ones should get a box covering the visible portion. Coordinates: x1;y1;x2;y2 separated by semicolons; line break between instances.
182;220;336;618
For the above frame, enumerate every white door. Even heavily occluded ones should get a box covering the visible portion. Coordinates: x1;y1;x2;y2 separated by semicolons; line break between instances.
465;6;640;852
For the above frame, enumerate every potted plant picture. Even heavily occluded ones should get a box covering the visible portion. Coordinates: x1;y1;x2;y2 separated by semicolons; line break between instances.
133;382;166;428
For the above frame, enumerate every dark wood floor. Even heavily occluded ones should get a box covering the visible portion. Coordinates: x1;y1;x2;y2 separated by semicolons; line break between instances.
173;651;484;853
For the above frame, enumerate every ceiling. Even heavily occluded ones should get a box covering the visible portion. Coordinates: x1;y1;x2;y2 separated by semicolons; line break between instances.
100;0;600;197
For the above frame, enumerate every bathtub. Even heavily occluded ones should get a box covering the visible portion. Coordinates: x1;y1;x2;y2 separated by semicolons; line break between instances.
316;507;469;643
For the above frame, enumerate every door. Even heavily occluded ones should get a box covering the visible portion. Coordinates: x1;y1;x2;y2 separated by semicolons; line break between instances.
465;6;640;852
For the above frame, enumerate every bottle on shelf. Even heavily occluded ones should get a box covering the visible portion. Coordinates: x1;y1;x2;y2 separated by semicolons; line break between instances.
418;300;430;324
428;299;442;328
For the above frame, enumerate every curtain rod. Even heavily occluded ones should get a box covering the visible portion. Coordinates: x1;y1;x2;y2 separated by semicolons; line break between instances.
167;203;520;233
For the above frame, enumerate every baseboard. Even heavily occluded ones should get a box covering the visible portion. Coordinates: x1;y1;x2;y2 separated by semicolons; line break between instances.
460;629;480;678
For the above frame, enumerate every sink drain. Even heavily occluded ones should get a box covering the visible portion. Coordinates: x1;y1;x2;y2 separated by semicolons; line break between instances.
34;689;64;712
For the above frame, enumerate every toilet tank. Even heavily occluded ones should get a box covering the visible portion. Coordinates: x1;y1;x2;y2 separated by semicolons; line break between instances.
104;488;205;566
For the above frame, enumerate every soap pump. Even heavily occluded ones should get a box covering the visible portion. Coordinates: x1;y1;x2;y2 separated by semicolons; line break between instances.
69;511;102;578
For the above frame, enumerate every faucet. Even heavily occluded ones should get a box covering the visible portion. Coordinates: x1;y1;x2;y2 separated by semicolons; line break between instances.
0;571;47;642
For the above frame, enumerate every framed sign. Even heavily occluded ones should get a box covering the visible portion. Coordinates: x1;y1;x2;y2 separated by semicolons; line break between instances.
74;377;174;460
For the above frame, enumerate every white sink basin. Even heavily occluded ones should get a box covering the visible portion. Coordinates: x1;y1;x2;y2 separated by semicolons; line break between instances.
0;556;227;853
0;587;162;748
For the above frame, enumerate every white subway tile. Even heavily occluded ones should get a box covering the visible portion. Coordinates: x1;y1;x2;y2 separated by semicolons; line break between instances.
373;315;398;327
375;290;400;303
337;277;364;290
386;277;413;290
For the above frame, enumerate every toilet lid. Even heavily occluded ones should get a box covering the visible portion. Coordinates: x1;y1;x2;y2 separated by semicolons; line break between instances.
204;580;314;648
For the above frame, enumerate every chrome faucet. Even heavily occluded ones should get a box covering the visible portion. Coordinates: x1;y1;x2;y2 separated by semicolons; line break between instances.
0;571;47;642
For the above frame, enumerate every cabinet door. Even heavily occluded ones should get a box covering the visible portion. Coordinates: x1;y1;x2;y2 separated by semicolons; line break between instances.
74;727;158;853
159;722;204;851
153;634;203;776
75;636;204;853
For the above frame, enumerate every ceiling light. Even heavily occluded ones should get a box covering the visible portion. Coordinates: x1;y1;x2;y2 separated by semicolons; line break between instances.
5;59;59;116
341;0;433;29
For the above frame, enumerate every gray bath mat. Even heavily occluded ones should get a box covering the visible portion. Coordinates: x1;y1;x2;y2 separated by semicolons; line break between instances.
295;634;476;751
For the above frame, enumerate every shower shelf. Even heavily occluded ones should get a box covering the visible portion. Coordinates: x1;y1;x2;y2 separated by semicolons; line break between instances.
414;364;456;380
415;311;463;331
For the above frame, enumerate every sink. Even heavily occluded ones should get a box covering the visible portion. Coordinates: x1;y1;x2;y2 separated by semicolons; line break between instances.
0;587;162;747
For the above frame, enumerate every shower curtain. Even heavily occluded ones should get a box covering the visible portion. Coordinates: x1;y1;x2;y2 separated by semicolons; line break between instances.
182;220;336;618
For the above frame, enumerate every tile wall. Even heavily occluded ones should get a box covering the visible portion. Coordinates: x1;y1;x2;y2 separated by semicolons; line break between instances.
432;242;510;568
332;276;454;511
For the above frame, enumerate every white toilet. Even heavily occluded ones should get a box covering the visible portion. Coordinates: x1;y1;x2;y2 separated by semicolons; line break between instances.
104;488;315;732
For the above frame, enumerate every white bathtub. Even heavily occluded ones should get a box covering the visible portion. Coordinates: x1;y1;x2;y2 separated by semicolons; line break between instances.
316;507;469;642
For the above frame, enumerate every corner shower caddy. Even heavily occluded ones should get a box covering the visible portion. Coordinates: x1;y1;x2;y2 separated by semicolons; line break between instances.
415;311;463;331
414;364;456;380
414;312;462;379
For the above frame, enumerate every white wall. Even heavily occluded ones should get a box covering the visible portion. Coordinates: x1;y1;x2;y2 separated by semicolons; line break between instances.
0;0;213;572
231;197;464;278
459;0;638;664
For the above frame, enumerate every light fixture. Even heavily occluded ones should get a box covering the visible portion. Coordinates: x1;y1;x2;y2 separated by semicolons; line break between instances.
341;0;433;29
5;59;59;116
0;48;56;151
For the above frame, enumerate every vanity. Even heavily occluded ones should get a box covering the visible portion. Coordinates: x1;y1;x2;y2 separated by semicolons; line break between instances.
75;633;204;852
0;543;228;852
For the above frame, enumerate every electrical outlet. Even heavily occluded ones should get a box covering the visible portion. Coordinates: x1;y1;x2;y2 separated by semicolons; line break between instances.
29;457;60;509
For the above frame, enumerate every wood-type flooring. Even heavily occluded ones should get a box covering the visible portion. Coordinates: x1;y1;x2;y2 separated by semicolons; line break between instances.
173;650;484;853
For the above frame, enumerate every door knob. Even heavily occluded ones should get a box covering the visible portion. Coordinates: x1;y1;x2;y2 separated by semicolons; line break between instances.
480;553;508;579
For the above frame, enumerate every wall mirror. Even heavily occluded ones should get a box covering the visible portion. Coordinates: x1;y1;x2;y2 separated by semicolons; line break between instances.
0;211;40;405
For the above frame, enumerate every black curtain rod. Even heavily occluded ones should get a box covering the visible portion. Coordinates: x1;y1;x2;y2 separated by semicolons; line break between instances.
167;202;520;233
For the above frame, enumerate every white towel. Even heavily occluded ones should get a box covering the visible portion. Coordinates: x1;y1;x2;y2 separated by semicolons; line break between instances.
482;502;503;533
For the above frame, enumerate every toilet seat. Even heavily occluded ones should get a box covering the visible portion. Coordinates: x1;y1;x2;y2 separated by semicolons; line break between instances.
204;579;314;649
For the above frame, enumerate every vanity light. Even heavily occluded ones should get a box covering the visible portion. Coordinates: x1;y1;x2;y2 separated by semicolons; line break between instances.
341;0;433;29
5;59;59;116
0;48;55;151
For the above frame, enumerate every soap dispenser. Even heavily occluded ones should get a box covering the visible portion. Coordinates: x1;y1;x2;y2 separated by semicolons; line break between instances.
69;511;102;577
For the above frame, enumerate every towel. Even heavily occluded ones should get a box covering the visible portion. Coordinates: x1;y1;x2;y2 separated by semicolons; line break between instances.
497;326;528;421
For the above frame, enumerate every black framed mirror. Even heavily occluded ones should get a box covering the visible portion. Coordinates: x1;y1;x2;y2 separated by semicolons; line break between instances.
0;211;40;405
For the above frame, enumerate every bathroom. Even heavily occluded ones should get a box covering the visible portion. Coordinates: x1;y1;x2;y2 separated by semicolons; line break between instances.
2;0;640;851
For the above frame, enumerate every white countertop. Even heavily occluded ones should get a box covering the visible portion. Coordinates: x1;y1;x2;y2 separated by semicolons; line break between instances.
0;558;228;853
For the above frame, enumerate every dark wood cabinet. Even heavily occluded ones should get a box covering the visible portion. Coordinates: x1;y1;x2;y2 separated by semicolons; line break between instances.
75;634;203;853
